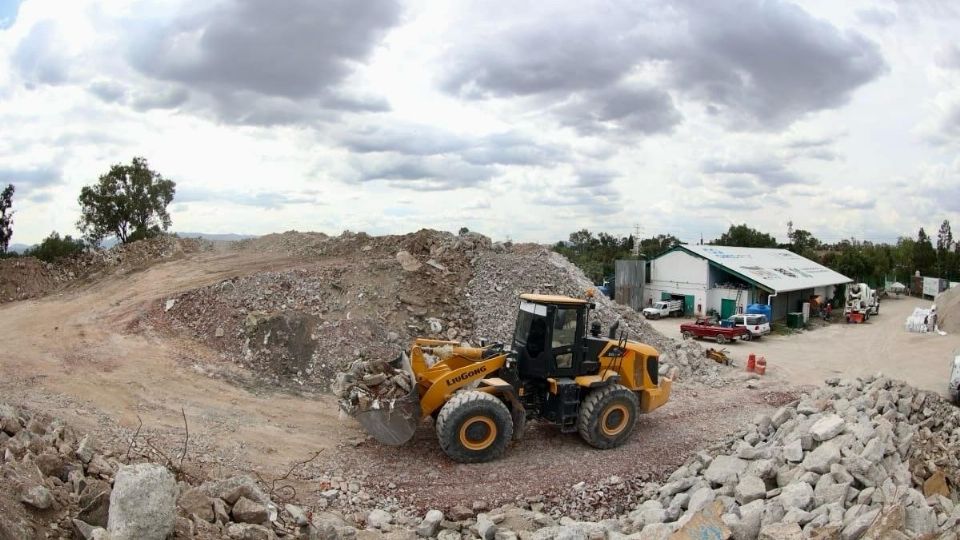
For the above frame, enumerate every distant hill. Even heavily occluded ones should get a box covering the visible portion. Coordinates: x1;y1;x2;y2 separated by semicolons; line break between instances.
175;232;258;242
7;243;31;254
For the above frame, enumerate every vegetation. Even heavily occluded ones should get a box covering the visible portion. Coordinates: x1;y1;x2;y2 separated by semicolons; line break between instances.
23;232;86;263
0;184;13;255
554;220;960;287
77;157;176;245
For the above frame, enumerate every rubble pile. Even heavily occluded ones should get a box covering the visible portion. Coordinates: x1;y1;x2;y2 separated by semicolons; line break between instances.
157;229;485;391
0;235;210;304
0;401;382;540
466;247;728;386
332;358;416;415
936;285;960;334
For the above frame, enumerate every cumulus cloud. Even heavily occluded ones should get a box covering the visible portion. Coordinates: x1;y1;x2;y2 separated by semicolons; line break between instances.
176;187;319;209
438;0;885;131
551;83;681;135
856;8;897;27
352;155;494;191
701;156;804;187
13;20;69;86
0;164;63;202
125;0;402;123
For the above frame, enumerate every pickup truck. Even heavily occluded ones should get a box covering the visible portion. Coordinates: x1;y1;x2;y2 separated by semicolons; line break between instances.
680;319;749;344
643;300;684;319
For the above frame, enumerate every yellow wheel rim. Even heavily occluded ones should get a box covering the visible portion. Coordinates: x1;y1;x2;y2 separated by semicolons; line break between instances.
600;404;629;437
459;416;497;451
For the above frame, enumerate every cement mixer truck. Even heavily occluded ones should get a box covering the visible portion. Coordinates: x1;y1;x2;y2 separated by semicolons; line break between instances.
844;283;879;323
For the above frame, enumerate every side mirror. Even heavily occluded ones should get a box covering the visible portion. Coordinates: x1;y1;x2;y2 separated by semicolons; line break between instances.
479;338;488;347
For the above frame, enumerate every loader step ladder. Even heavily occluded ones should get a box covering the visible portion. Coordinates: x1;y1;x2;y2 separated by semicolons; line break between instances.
556;378;580;433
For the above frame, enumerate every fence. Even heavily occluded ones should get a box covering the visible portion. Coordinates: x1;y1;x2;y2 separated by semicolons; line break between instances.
614;259;645;311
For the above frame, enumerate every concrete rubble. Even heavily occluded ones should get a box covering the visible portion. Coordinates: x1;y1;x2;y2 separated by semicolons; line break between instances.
332;358;416;415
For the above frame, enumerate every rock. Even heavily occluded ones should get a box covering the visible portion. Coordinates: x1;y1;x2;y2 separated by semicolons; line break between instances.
178;488;214;523
226;522;277;540
417;510;444;537
904;505;936;536
76;434;95;463
449;505;473;521
758;522;803;539
477;514;497;540
165;299;176;311
779;482;813;511
438;531;460;540
174;516;194;539
638;522;673;540
803;442;841;474
810;415;846;441
107;463;177;540
688;487;716;513
704;456;748;486
71;519;101;540
202;476;271;506
396;251;422;272
842;508;880;540
232;496;269;525
367;509;393;529
20;485;53;510
771;407;792;428
814;482;849;509
35;451;64;478
735;475;766;505
284;504;309;526
733;500;764;540
78;490;111;527
784;439;803;462
213;497;231;524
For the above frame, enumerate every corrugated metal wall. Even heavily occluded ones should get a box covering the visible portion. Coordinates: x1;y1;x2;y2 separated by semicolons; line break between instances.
615;260;645;311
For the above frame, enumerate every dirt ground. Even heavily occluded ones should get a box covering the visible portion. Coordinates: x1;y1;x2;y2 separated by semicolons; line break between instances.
0;247;798;517
645;295;960;396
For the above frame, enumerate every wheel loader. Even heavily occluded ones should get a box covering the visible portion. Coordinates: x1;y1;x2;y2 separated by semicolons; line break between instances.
355;293;672;463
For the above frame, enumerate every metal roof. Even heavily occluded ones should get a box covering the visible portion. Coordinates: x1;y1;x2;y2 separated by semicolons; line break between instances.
666;245;852;293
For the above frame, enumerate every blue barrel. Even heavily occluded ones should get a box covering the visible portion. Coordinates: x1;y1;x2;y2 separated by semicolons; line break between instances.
746;304;772;321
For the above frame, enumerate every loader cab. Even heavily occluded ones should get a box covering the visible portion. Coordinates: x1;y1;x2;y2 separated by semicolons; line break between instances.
512;294;597;379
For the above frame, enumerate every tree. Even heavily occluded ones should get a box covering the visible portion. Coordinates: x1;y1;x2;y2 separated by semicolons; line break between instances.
914;227;936;277
638;234;680;257
787;227;820;259
24;231;86;263
0;184;13;254
937;220;953;278
77;157;176;245
712;224;777;248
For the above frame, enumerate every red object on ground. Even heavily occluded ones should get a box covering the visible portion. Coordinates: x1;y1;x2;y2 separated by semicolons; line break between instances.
755;357;767;375
747;354;756;372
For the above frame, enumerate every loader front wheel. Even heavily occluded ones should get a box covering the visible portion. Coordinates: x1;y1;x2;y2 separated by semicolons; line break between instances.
578;384;639;450
436;391;513;463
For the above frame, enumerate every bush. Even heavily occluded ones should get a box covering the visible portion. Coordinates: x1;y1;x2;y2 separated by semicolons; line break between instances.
24;232;86;263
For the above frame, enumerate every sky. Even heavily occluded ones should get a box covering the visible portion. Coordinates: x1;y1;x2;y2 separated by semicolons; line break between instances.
1;0;959;246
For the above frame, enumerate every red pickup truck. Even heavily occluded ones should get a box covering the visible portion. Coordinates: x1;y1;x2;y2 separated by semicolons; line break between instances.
680;319;749;344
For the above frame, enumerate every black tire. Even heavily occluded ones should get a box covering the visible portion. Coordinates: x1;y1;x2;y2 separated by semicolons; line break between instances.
682;331;694;340
716;334;728;345
577;384;639;449
436;391;513;463
741;333;752;342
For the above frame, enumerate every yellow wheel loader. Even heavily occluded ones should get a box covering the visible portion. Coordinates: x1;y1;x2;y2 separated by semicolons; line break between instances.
358;293;672;463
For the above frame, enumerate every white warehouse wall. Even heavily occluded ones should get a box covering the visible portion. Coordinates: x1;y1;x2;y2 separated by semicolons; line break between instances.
644;250;710;311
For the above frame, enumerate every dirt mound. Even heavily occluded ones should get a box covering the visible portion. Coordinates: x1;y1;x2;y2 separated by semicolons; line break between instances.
154;229;486;390
0;235;211;304
935;285;960;334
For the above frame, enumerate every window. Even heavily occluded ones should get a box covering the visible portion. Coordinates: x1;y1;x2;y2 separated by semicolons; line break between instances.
552;308;578;348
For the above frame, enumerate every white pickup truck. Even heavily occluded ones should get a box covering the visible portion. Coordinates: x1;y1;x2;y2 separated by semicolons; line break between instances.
642;300;684;319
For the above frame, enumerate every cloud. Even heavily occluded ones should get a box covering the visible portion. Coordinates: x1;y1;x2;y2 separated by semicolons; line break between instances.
701;157;804;187
13;20;69;86
353;155;494;191
462;133;568;166
935;44;960;70
856;8;897;27
343;124;469;156
126;0;402;123
87;80;128;103
0;164;63;202
176;187;319;209
831;188;876;210
438;0;885;131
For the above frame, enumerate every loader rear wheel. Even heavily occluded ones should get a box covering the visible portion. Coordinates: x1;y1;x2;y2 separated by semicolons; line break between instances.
436;391;513;463
578;384;639;449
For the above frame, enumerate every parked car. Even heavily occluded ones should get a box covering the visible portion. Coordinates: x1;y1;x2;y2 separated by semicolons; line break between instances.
643;300;684;319
680;318;749;344
950;355;960;405
727;314;771;341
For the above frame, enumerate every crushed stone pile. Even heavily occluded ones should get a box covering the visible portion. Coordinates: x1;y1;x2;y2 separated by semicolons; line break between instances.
466;247;728;387
936;285;960;334
156;229;489;391
333;358;416;415
0;402;341;540
0;235;210;304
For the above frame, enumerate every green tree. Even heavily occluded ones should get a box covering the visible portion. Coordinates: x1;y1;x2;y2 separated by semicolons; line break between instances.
24;231;86;263
712;224;777;248
914;227;936;276
0;184;13;254
638;234;680;257
77;157;176;245
787;226;820;259
937;220;953;278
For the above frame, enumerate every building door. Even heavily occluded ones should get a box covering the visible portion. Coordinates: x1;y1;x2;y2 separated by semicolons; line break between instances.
684;295;695;315
661;291;672;301
720;298;736;319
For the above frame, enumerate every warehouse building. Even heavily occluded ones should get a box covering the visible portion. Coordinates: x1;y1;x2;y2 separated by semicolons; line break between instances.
644;245;851;321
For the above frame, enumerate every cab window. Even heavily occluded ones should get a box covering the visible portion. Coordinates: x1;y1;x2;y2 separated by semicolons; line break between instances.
552;308;578;348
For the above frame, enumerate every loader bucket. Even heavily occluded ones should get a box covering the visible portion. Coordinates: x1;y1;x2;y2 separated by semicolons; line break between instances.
355;389;420;446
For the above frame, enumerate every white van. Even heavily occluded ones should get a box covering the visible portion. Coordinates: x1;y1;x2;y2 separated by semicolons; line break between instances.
728;314;771;341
